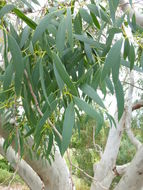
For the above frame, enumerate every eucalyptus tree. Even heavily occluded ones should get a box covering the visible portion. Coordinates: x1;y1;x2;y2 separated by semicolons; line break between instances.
0;0;143;190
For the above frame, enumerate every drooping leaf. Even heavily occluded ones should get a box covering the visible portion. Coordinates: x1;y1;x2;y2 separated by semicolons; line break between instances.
53;64;64;91
39;59;50;106
20;26;31;48
74;34;101;49
74;13;82;34
52;52;77;96
140;51;143;70
56;18;66;53
79;8;93;25
66;8;73;49
61;102;75;155
74;96;103;127
3;63;14;90
124;38;130;59
128;43;135;70
33;10;64;44
102;39;122;82
81;84;105;108
114;80;124;120
8;35;24;96
0;4;14;18
109;0;119;23
87;4;110;23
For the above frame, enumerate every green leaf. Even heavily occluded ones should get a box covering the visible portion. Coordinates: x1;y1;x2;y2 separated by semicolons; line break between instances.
102;39;122;81
61;102;75;155
114;80;124;120
112;40;122;84
52;52;77;96
90;12;100;29
20;0;33;9
0;4;14;18
124;38;130;59
33;10;64;44
140;51;143;70
66;8;73;49
74;13;82;34
87;4;110;23
105;77;114;94
74;96;103;127
109;0;119;23
8;35;24;96
53;63;64;91
128;43;135;70
3;63;14;90
81;84;105;108
39;59;50;106
74;34;101;49
20;26;31;48
56;18;66;53
79;8;93;25
14;8;37;29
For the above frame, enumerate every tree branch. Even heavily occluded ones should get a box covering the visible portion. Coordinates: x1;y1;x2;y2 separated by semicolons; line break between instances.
24;69;62;141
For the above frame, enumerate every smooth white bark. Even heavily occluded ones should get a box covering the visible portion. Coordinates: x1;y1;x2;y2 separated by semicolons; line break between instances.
119;0;143;26
0;138;44;190
90;112;126;190
114;145;143;190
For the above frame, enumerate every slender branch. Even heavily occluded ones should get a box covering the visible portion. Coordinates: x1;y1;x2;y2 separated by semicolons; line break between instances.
24;69;62;141
67;150;108;190
132;100;143;111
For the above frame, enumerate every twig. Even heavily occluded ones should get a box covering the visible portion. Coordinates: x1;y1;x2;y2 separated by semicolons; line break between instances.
66;150;108;190
24;69;62;140
66;150;75;190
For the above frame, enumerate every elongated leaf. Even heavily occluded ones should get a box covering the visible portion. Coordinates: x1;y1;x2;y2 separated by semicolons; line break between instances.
124;38;130;59
52;52;77;96
90;12;100;29
74;13;82;34
66;8;73;49
39;60;50;105
56;18;66;53
102;39;122;81
74;34;101;49
0;4;14;18
14;8;37;29
81;84;105;108
20;26;31;48
112;40;122;84
20;0;33;9
79;8;93;25
114;80;124;120
8;35;24;96
61;102;75;155
140;51;143;70
109;0;119;23
53;64;64;90
33;10;64;44
0;4;37;29
3;63;14;90
87;4;110;23
105;77;114;94
128;43;135;70
74;96;103;127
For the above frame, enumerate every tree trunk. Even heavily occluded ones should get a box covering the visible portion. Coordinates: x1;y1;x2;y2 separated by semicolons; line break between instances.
114;145;143;190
